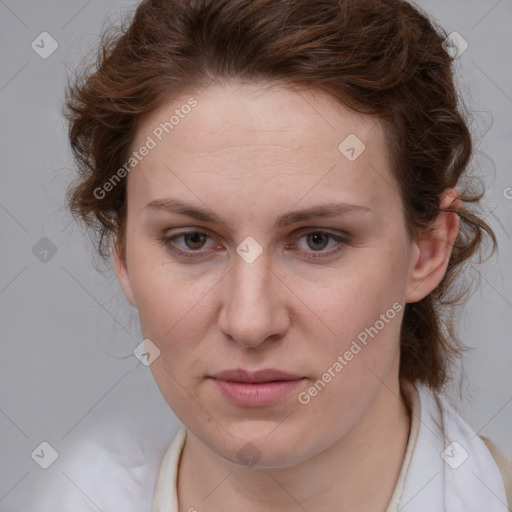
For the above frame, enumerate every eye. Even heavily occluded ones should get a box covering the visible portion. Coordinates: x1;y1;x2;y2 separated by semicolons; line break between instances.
160;229;220;259
159;228;349;261
289;230;348;259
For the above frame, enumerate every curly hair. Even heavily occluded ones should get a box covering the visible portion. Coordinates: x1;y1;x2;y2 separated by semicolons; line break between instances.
64;0;497;391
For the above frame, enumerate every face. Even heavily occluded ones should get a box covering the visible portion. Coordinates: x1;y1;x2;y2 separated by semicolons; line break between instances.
114;82;423;468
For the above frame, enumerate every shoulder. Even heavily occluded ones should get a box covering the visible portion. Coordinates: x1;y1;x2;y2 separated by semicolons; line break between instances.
477;433;512;507
29;431;167;512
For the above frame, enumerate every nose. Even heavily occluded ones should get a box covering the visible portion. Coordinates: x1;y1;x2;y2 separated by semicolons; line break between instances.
217;251;290;348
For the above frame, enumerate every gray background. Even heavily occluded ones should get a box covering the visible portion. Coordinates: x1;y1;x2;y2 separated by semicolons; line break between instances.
1;0;511;510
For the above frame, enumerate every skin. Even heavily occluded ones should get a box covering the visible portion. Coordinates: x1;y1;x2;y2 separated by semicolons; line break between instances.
113;82;460;512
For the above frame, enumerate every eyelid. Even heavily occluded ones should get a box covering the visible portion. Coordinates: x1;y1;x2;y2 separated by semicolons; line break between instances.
291;226;349;239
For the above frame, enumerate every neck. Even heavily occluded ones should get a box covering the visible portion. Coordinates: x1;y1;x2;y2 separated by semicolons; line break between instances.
177;378;411;512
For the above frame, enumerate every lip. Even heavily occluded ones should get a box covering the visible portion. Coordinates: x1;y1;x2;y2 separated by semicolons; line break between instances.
209;368;305;407
211;368;303;383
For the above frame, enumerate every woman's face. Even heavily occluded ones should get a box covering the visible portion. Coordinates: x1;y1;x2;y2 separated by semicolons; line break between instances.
114;82;421;467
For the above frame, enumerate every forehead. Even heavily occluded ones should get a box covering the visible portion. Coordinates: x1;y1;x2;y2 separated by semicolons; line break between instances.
128;83;398;215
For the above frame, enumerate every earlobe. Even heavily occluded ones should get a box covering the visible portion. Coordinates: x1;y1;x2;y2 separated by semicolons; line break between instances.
406;188;461;303
112;239;137;307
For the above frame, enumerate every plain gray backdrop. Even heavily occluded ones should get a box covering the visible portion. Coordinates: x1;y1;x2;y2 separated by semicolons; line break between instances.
1;0;511;510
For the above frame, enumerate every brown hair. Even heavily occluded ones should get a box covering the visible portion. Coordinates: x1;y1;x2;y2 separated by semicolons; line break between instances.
64;0;497;390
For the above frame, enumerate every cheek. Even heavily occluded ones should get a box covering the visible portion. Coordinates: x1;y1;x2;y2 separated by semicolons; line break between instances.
127;252;225;380
130;263;213;413
290;258;406;436
126;234;210;326
132;267;209;345
299;245;408;344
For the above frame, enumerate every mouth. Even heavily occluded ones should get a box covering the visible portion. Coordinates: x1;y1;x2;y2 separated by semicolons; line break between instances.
209;368;306;407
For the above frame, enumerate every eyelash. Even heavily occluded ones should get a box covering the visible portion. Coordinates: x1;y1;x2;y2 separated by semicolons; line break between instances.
159;229;349;261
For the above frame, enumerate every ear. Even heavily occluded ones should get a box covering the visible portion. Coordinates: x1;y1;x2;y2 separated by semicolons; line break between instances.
112;238;137;307
406;188;461;303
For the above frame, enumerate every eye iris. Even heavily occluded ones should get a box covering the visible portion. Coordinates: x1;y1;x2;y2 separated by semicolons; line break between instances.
184;232;207;250
307;232;328;250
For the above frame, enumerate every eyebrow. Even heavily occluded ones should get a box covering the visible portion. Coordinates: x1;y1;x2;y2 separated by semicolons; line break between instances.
144;197;371;230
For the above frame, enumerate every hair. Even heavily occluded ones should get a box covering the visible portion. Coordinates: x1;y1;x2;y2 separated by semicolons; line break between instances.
64;0;497;391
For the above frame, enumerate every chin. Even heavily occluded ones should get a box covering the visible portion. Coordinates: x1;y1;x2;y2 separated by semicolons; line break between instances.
208;424;314;469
